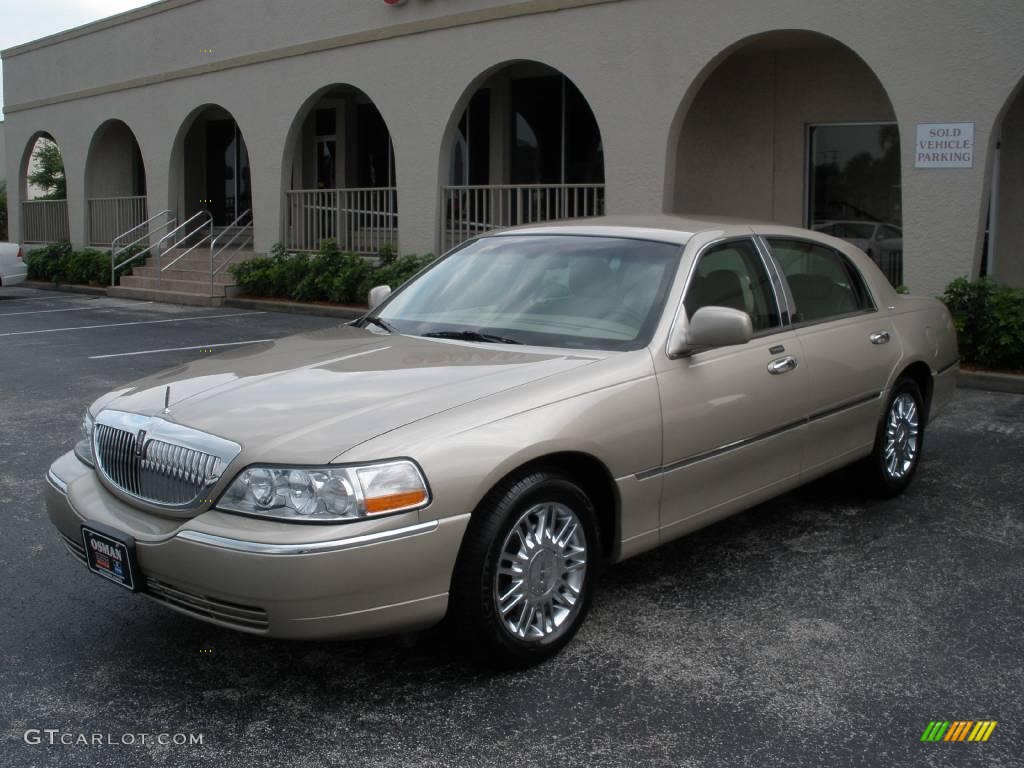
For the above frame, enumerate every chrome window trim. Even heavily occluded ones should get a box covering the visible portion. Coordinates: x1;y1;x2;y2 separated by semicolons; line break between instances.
174;519;441;556
664;235;788;359
753;235;794;325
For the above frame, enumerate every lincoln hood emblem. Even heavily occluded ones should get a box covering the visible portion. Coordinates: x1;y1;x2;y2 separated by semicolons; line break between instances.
163;385;172;414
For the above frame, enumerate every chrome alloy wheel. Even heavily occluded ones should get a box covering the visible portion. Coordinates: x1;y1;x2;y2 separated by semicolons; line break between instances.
884;392;920;479
494;502;588;642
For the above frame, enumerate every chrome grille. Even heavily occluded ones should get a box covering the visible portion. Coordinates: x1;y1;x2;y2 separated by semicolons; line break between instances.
93;410;241;510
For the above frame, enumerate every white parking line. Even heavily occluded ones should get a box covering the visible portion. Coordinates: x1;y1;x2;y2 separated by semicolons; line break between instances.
0;301;152;317
0;311;265;338
89;338;276;359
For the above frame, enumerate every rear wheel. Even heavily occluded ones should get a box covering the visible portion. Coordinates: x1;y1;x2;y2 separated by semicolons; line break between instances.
449;471;600;667
860;377;925;497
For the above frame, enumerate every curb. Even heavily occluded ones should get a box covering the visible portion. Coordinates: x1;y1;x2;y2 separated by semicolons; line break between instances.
957;369;1024;395
223;297;364;320
22;280;108;297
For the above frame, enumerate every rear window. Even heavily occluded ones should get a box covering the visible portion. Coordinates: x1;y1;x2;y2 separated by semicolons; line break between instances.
767;238;874;323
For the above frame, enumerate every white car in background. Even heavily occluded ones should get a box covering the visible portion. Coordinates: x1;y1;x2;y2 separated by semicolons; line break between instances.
813;221;903;261
0;243;28;287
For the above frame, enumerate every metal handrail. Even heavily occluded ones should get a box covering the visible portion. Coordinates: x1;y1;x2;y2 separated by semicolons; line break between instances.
156;211;215;285
209;209;253;292
110;209;175;285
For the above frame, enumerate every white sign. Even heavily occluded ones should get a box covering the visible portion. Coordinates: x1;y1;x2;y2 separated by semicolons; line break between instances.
915;123;974;168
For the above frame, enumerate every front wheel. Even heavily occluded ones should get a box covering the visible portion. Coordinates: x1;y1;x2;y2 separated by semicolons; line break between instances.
449;471;600;667
859;377;925;497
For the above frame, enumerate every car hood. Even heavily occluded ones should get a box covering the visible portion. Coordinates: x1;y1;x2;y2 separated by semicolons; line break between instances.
92;325;600;465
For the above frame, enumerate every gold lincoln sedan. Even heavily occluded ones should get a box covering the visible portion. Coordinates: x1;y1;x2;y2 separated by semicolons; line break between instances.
45;215;959;666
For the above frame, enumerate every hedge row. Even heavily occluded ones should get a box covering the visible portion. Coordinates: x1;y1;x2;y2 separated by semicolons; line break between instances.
229;241;433;306
941;277;1024;371
26;242;146;287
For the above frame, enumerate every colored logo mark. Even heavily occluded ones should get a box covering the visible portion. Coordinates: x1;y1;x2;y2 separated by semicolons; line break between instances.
920;721;997;742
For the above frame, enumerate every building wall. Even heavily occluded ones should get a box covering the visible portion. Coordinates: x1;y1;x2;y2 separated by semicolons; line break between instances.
993;88;1024;288
86;121;140;198
674;44;896;225
0;121;6;185
3;0;1024;294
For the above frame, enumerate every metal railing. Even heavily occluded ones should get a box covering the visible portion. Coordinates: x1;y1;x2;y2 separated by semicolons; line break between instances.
88;196;148;247
110;210;176;285
286;188;397;254
874;249;903;288
209;209;253;293
21;199;70;244
441;183;605;250
155;211;215;286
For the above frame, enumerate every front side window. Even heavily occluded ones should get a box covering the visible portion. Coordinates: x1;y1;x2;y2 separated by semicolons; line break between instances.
767;239;873;324
684;239;781;332
376;235;682;350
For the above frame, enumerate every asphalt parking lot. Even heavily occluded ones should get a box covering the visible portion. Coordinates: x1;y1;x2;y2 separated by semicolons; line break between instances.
0;286;1021;768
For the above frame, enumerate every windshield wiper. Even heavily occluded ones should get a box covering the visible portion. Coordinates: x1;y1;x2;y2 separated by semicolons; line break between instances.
362;316;398;334
422;330;522;345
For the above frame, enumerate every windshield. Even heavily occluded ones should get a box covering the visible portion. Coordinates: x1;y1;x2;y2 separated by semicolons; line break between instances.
374;235;682;350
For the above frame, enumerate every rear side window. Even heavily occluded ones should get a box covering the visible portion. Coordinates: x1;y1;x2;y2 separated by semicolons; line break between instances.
684;239;781;332
767;238;874;324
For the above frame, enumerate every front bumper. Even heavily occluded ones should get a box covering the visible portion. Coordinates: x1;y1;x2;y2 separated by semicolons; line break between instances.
45;451;470;639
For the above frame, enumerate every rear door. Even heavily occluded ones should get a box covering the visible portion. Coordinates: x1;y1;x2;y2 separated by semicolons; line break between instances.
654;237;808;537
763;236;901;476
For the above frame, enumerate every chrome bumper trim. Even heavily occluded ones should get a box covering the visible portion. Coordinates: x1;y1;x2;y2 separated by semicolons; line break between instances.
174;520;440;556
46;469;69;495
936;357;961;376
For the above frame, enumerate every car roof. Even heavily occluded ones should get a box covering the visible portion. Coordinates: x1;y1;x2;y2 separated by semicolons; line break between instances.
486;214;767;245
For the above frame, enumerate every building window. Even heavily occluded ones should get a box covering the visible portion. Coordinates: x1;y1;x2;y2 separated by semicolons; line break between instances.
808;123;901;229
509;75;604;185
808;123;903;285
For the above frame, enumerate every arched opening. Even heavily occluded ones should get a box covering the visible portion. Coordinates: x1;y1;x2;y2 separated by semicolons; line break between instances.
985;82;1024;288
281;84;396;253
85;119;147;246
170;104;253;231
19;132;70;244
441;61;605;250
670;32;903;285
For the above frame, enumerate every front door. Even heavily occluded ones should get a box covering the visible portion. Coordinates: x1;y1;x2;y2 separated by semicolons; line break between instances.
655;237;808;539
205;120;252;226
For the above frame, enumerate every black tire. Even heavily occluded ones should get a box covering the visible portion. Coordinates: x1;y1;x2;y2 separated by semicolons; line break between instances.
859;377;926;497
449;470;601;668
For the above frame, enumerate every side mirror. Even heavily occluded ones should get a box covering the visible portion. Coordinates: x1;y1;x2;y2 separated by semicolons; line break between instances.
668;306;753;357
368;285;392;309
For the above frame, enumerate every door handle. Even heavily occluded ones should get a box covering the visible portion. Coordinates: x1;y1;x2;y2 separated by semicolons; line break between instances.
768;356;798;375
870;331;891;345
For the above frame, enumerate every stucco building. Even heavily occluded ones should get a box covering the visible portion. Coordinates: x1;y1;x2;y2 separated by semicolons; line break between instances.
2;0;1023;301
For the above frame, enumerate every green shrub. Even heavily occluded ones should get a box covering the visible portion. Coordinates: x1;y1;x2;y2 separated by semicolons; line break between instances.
26;242;146;286
230;241;434;307
26;242;73;282
941;277;1024;371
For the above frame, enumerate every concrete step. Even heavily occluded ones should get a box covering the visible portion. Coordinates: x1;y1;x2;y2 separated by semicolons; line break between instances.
119;275;227;296
152;251;254;272
131;265;236;284
108;286;223;307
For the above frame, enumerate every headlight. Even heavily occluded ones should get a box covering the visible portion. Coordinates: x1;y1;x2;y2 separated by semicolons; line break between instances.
215;460;430;523
74;409;95;467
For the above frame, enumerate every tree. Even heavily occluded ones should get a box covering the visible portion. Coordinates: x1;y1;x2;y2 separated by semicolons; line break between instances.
27;139;67;200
